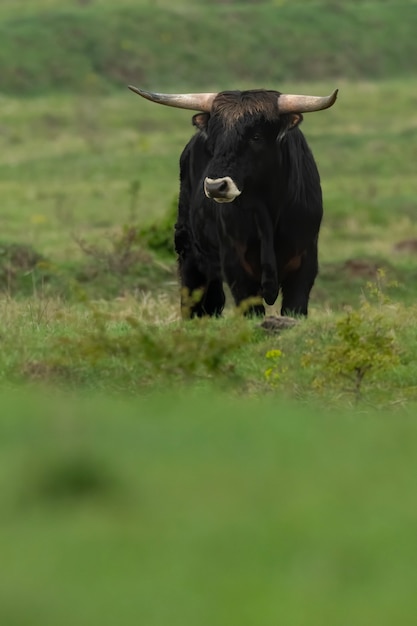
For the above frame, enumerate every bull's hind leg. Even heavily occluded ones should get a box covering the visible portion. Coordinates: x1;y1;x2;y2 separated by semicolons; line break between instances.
280;245;319;317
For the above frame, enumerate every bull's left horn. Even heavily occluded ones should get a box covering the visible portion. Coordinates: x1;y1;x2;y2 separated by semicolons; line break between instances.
128;86;217;112
277;89;338;114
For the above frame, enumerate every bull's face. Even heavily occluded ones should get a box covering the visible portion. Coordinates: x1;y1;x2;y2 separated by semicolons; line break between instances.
192;94;302;203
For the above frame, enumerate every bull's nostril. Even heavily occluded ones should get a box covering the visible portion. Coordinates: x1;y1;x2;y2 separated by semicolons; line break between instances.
205;178;230;196
206;178;229;195
204;176;242;202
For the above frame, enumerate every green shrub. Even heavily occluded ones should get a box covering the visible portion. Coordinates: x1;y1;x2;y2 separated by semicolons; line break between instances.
302;275;401;402
310;309;400;402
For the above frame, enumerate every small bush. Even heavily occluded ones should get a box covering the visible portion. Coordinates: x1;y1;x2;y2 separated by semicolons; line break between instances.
308;310;400;402
0;242;52;296
301;275;401;403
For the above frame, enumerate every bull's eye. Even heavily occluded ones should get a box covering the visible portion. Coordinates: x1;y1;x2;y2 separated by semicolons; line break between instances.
251;133;262;142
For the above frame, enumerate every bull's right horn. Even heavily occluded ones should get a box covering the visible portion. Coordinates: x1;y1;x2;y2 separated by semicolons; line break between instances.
128;86;218;112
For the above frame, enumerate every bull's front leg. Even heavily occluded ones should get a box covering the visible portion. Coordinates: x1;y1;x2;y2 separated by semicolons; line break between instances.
175;224;225;318
220;245;265;316
254;207;278;306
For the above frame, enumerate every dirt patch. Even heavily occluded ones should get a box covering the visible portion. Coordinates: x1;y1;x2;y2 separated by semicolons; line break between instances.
342;258;381;278
394;239;417;254
260;315;298;333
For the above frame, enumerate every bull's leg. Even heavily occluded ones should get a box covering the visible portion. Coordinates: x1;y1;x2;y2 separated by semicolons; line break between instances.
175;224;225;318
280;245;319;317
201;279;226;317
178;256;225;319
230;278;265;316
221;253;265;317
254;210;278;305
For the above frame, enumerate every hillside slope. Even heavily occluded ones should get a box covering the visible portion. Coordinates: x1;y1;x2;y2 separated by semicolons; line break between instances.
1;1;416;94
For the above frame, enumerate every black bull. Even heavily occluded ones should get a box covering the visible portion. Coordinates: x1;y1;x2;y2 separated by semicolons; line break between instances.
129;86;338;317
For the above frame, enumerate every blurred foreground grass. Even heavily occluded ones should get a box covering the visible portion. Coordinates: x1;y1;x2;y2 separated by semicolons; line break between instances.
1;389;417;625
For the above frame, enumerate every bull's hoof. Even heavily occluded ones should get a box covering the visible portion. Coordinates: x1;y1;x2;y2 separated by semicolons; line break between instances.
260;315;298;333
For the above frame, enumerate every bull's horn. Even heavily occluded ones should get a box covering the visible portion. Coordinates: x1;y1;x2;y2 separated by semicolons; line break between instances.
128;85;217;112
277;89;338;113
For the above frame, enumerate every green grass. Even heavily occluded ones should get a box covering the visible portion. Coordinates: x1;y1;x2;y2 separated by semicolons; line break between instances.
2;389;417;625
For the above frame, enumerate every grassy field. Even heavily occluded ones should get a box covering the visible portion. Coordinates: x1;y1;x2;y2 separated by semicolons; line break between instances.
1;3;417;621
1;0;417;93
0;0;416;397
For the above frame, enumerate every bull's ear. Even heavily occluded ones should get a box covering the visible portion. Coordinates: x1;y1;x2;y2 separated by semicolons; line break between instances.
287;113;303;130
192;112;210;131
278;113;303;141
